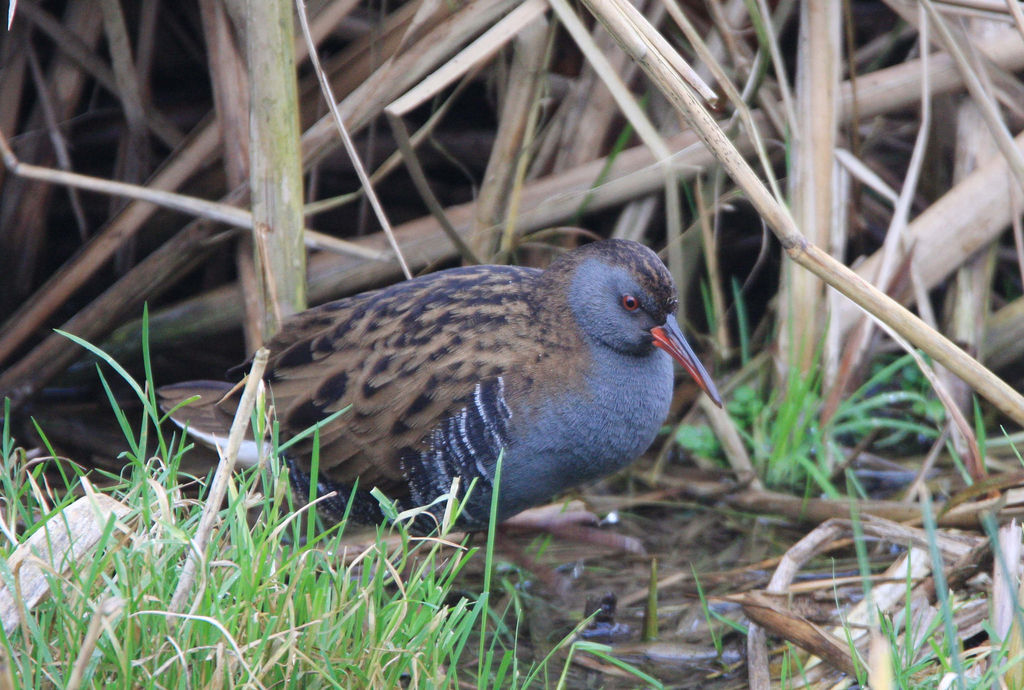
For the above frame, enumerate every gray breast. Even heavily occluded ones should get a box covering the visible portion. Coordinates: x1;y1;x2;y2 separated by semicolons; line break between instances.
497;347;674;519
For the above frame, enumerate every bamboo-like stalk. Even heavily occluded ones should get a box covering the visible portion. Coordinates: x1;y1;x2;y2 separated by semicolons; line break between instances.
985;297;1024;369
247;0;307;337
695;176;730;352
99;0;150;187
945;15;1002;435
778;0;839;374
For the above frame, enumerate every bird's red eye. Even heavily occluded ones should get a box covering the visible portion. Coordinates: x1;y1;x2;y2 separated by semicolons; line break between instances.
621;294;639;312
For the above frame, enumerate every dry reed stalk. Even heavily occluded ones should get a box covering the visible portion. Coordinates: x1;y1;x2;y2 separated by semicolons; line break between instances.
985;297;1024;368
65;596;124;690
807;545;931;680
300;0;417;282
247;0;307;337
697;395;761;490
826;9;934;419
168;349;268;614
469;13;550;258
198;0;258;349
0;20;27;194
991;521;1023;643
735;590;861;676
0;4;101;303
778;0;840;375
1005;524;1024;689
99;0;151;199
0;1;489;401
664;0;783;198
748;519;846;684
945;15;1003;452
493;21;554;258
837;128;1024;334
823;147;851;401
24;38;87;241
297;1;422;127
724;485;1022;527
695;176;730;352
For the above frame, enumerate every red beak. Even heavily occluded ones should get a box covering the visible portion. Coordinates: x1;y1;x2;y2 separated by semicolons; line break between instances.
651;315;723;408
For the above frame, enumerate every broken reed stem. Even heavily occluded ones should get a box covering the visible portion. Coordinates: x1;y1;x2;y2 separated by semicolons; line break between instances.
580;0;1024;426
168;349;268;614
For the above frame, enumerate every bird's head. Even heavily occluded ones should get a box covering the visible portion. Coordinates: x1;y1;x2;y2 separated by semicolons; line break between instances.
549;239;723;407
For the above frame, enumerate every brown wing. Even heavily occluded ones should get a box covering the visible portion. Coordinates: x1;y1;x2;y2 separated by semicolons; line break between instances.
262;265;545;498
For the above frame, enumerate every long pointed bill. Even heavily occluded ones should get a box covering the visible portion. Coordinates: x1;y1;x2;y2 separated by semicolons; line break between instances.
651;316;723;408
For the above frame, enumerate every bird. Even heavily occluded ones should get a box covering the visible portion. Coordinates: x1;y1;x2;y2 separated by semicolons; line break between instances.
158;239;722;533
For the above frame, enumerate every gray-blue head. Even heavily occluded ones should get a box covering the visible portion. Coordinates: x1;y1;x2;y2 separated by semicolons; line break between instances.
540;239;722;406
